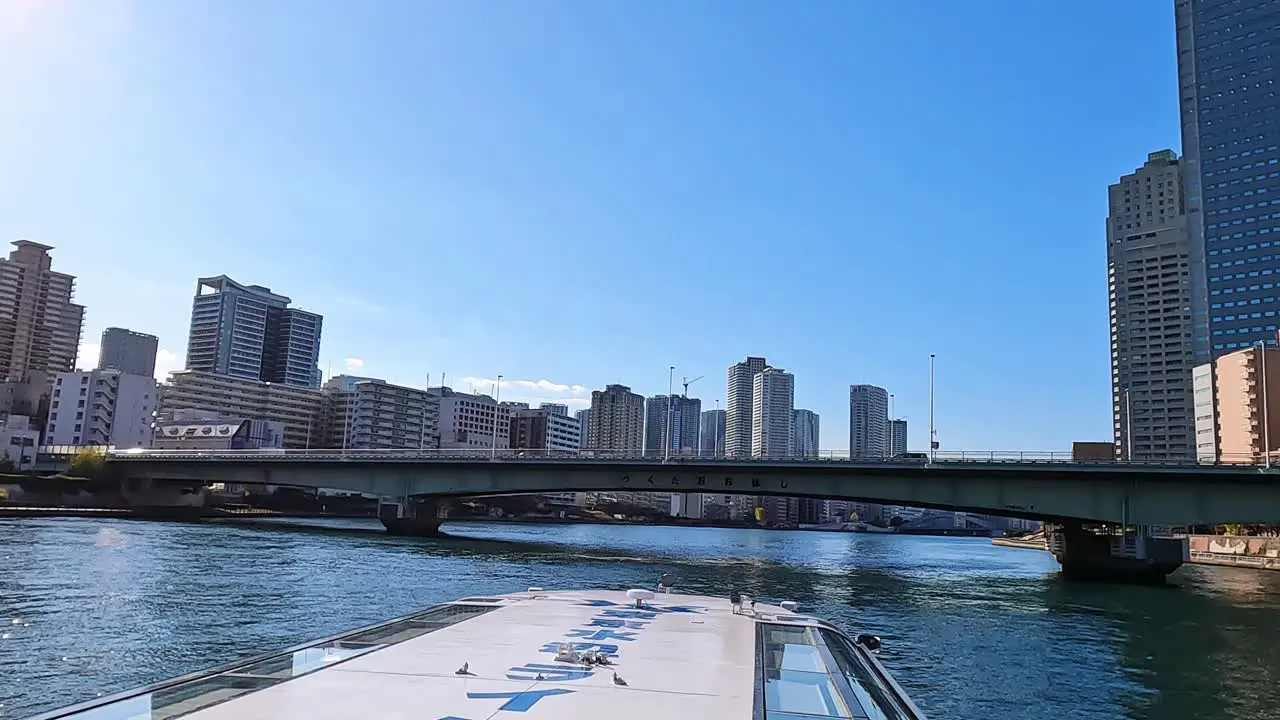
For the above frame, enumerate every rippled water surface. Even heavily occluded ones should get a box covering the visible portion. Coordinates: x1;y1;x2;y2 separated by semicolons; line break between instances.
2;517;1279;719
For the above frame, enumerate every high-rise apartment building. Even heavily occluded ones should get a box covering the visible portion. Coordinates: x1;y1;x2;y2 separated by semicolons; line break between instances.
889;419;908;457
1108;151;1197;461
699;408;726;456
185;276;322;388
587;384;644;450
791;408;820;457
322;375;439;450
0;241;84;381
45;369;157;448
574;409;590;448
97;327;159;378
751;367;793;458
849;385;889;458
726;356;767;457
643;394;702;455
1176;0;1280;360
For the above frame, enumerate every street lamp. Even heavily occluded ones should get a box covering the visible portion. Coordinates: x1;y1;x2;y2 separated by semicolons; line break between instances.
491;374;503;460
928;354;936;461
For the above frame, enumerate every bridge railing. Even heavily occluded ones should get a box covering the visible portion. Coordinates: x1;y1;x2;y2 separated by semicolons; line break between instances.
103;447;1280;467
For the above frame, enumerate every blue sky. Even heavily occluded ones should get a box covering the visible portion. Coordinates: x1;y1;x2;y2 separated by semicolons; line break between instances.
0;1;1181;451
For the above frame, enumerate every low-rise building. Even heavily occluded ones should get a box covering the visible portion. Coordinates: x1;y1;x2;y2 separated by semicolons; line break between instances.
434;387;512;452
153;417;285;450
158;371;324;449
509;408;582;452
45;370;157;448
0;415;40;469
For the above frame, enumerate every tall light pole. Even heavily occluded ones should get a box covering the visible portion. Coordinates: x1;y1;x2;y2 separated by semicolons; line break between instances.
491;374;503;459
664;366;675;462
1259;342;1271;468
928;354;936;461
715;399;722;457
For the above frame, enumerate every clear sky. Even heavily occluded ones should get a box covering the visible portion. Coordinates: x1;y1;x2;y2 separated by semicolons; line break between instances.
0;0;1181;452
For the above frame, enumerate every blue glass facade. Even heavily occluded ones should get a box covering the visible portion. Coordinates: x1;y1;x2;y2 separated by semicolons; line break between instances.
1178;0;1280;356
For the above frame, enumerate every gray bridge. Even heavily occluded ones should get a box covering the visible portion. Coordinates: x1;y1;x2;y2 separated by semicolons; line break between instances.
107;449;1280;582
105;449;1280;526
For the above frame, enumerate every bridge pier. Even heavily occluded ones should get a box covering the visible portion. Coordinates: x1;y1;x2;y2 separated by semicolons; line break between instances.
378;497;445;536
120;477;208;519
1046;522;1188;584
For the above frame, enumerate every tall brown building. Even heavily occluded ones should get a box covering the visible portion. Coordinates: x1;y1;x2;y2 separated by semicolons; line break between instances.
586;384;644;451
0;241;85;381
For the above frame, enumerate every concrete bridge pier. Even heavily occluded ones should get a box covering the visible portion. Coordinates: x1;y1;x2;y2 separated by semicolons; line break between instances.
1046;522;1188;584
120;477;208;519
378;496;446;536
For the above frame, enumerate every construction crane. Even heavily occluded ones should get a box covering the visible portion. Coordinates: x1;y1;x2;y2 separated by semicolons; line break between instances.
682;375;704;397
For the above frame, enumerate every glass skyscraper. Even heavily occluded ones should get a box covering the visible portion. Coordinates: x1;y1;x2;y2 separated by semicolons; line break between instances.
185;275;323;388
1177;0;1280;356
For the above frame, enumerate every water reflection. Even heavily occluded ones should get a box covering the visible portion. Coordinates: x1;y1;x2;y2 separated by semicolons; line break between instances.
1;517;1279;720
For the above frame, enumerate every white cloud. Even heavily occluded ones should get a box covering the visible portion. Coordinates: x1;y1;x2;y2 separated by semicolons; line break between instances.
154;349;181;381
344;357;365;371
75;342;100;370
459;376;591;409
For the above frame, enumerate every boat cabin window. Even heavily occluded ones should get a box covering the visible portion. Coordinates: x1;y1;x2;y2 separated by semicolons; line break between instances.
757;623;920;720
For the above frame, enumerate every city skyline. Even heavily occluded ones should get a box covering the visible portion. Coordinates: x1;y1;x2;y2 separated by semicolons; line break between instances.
6;2;1183;450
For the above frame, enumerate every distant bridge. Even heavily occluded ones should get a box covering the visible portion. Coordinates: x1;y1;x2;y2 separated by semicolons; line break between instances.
105;448;1280;527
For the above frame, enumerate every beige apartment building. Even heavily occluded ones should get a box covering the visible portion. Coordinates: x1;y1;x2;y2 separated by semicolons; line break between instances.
586;384;644;451
158;371;325;448
0;241;85;381
1193;345;1280;463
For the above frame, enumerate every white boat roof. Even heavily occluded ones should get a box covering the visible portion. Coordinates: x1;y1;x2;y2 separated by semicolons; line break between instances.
192;589;758;720
36;588;926;720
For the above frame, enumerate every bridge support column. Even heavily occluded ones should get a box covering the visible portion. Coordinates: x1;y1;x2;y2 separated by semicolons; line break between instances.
1046;522;1188;584
378;497;445;536
120;477;208;519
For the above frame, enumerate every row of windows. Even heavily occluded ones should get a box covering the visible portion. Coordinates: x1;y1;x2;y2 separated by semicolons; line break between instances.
1199;80;1278;115
1209;203;1277;226
1210;278;1280;294
1206;182;1277;207
1209;251;1280;271
1202;98;1280;130
1213;308;1274;322
1214;321;1279;336
1207;219;1280;243
1205;142;1279;169
1204;131;1271;154
1212;293;1280;307
1216;339;1279;350
1202;115;1280;147
1209;267;1280;282
1208;239;1280;255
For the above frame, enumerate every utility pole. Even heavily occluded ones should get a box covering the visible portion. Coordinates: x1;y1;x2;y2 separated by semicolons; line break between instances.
491;375;503;459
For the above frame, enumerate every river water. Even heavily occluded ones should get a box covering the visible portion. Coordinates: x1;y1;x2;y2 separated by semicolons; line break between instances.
1;517;1279;719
